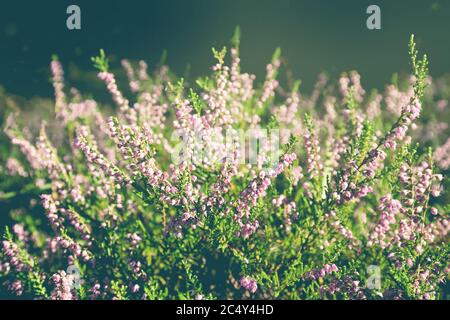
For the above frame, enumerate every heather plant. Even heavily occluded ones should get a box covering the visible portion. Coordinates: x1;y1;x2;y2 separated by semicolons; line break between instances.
0;30;449;300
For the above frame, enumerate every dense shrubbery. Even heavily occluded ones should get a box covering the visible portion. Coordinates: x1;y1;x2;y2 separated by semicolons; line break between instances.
0;31;449;300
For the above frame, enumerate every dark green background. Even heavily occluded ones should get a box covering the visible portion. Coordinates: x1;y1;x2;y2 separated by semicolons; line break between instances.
0;0;449;98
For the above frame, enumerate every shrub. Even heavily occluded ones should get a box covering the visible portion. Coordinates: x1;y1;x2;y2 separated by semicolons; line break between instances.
0;31;448;300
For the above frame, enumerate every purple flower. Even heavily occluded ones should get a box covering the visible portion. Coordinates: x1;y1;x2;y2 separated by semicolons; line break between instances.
240;276;258;294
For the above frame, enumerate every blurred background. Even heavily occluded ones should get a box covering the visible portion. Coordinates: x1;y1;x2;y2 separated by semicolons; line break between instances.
0;0;449;99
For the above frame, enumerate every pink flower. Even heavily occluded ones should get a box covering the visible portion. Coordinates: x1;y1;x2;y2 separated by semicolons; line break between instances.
240;276;258;293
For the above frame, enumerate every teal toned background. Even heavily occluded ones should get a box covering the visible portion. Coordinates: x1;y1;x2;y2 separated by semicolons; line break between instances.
0;0;449;98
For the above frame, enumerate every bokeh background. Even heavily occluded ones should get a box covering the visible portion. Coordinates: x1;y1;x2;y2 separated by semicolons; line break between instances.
0;0;449;99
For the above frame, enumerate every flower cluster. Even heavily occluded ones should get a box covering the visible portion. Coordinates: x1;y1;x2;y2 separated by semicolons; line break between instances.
239;276;258;294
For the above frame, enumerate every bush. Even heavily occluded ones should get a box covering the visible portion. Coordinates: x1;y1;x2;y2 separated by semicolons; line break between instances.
0;31;448;300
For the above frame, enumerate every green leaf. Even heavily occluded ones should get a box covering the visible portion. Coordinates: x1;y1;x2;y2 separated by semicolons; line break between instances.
91;49;109;72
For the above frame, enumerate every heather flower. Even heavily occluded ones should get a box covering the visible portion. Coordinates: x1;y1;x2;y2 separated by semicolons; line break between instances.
240;276;257;293
98;71;128;109
50;58;67;114
50;271;74;300
8;279;24;296
430;207;438;216
303;263;339;281
55;234;92;262
2;240;30;272
368;194;403;248
257;55;281;109
9;136;44;170
60;99;99;124
12;224;29;243
434;137;450;170
235;153;296;238
5;158;28;177
36;127;70;181
127;233;142;247
89;283;102;299
121;59;140;93
74;125;131;185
